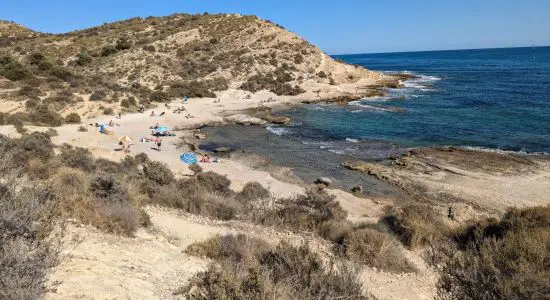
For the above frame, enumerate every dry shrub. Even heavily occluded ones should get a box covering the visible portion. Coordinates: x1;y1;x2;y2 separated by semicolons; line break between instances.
181;234;369;299
188;163;203;174
186;234;270;264
438;205;550;300
340;227;416;273
26;158;57;180
60;144;96;172
236;181;270;202
51;168;142;236
195;171;232;194
93;200;140;235
0;179;63;300
318;219;353;244
148;173;238;221
255;186;347;233
382;204;448;249
143;161;174;185
65;112;81;124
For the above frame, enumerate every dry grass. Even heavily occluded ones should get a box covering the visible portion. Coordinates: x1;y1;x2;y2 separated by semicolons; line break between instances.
438;205;550;300
339;227;417;273
182;234;371;299
382;203;449;249
0;177;63;299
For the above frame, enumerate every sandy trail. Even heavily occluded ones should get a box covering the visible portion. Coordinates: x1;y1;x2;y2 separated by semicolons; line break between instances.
46;207;434;300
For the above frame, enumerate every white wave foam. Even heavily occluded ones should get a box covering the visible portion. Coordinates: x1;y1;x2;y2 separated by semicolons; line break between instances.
328;149;345;155
350;109;363;113
460;146;548;156
345;138;360;143
266;126;289;136
348;101;394;112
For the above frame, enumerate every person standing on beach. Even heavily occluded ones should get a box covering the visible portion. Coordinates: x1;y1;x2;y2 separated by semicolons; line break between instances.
155;137;162;151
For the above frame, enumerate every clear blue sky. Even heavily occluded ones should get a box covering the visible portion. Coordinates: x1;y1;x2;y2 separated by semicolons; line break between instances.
1;0;549;54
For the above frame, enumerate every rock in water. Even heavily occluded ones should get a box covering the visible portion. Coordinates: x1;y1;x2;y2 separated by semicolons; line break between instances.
214;147;232;153
314;177;332;186
351;185;363;193
224;114;267;125
264;114;291;124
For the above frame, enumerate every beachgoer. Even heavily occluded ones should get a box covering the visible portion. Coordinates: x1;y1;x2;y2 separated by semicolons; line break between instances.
117;112;122;119
150;111;156;117
200;154;211;163
139;104;145;113
160;111;165;116
155;137;162;151
109;120;114;126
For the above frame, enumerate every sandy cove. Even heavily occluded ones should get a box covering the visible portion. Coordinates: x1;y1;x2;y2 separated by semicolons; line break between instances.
0;77;395;201
2;80;432;300
0;82;392;237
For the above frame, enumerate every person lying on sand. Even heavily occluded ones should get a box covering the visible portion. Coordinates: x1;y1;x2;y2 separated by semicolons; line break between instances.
200;154;211;163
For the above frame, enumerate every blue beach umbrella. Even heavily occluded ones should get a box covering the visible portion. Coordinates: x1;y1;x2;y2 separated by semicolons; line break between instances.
180;152;197;164
156;126;169;133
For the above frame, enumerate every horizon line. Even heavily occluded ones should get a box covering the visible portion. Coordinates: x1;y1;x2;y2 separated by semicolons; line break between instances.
333;45;550;56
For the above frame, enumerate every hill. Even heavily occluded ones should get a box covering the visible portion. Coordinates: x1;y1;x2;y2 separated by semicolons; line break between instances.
0;14;388;125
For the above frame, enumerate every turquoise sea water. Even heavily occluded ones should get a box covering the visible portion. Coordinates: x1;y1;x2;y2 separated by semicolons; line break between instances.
202;47;550;192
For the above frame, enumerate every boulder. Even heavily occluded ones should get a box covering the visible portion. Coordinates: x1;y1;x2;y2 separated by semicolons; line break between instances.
224;114;267;125
314;177;332;187
214;147;232;153
264;114;291;125
351;185;363;193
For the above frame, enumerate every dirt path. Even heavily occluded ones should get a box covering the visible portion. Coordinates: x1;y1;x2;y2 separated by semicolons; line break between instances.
46;206;436;300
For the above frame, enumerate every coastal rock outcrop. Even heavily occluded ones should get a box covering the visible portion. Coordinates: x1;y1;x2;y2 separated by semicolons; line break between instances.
224;114;267;125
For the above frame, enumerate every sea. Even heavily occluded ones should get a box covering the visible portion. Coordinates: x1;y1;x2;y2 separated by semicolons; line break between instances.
201;46;550;195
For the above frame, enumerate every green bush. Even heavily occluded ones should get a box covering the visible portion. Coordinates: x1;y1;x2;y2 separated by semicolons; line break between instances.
103;107;114;115
100;45;118;57
115;36;132;50
0;60;31;81
75;52;92;66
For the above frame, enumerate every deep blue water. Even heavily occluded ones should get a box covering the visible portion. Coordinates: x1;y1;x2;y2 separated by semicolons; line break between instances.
202;47;550;193
282;46;550;153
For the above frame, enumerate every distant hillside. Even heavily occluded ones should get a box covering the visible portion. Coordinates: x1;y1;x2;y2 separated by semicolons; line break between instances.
0;13;383;125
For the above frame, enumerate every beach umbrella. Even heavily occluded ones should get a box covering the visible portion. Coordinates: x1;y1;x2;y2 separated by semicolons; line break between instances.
118;135;133;143
180;152;197;164
156;126;169;133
